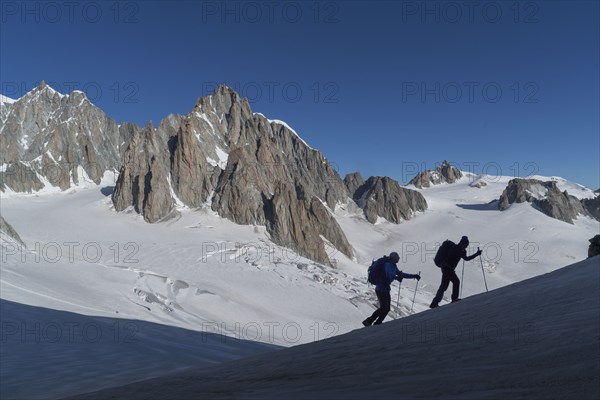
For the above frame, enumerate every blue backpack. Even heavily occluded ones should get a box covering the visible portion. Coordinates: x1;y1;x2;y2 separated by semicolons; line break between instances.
367;256;389;285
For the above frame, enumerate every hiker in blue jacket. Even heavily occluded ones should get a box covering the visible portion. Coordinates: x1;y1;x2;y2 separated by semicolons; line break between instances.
363;252;420;326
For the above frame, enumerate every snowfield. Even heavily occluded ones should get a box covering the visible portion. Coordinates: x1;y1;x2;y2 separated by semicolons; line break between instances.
0;172;598;398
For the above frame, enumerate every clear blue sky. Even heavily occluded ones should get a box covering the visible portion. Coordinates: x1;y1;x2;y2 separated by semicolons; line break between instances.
1;1;598;188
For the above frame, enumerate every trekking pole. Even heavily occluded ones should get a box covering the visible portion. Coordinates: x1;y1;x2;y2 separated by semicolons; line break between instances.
397;281;402;311
478;248;488;292
410;271;421;312
460;259;465;298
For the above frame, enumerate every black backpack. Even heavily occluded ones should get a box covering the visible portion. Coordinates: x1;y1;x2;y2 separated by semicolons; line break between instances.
367;256;389;284
434;240;454;268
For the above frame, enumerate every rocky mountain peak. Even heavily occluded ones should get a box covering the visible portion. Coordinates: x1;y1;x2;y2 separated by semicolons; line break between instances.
346;175;427;224
0;82;131;192
497;178;599;224
343;172;365;198
24;80;64;103
193;85;246;118
408;160;463;188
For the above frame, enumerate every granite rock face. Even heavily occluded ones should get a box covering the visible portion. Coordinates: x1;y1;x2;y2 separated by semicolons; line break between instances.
263;182;353;264
408;160;463;188
343;172;365;198
0;81;130;192
346;174;428;224
111;123;176;223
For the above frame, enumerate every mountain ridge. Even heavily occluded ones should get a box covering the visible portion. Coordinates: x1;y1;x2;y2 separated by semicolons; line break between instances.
110;84;357;264
2;82;598;265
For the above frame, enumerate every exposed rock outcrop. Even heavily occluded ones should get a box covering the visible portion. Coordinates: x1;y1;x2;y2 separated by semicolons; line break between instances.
111;123;176;222
588;235;600;258
408;160;462;188
498;179;598;224
0;215;24;246
347;175;427;224
582;196;600;221
263;182;353;264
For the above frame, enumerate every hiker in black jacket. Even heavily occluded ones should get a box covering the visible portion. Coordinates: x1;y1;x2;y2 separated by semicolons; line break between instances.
430;236;481;308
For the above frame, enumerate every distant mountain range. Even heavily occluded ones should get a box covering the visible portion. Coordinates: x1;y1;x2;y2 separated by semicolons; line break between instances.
1;82;598;264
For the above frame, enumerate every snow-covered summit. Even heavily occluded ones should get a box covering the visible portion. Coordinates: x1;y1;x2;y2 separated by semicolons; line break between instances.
253;112;316;151
407;160;463;188
0;94;16;104
20;80;66;103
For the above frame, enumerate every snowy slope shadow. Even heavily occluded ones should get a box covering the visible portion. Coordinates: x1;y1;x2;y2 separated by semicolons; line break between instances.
100;186;114;196
0;300;279;400
66;257;600;400
456;200;498;211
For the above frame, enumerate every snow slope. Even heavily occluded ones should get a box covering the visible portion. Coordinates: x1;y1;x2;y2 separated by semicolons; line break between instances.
0;173;598;398
64;256;600;400
0;300;278;400
528;174;598;199
0;187;369;346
